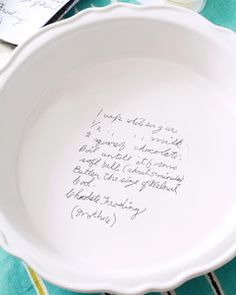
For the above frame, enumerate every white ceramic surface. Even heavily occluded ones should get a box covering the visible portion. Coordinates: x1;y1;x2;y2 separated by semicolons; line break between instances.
0;4;236;294
140;0;206;12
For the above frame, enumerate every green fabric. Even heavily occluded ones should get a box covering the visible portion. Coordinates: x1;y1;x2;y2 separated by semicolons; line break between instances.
1;0;236;294
0;247;102;295
0;248;33;295
215;259;236;295
176;277;215;295
201;0;236;31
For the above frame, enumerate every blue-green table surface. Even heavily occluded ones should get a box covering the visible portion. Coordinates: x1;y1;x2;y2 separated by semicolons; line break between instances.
1;0;236;294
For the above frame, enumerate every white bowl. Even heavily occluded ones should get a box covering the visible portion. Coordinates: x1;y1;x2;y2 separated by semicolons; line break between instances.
139;0;206;12
1;4;236;294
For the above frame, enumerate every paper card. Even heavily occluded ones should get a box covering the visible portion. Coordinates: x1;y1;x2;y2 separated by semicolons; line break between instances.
0;0;79;45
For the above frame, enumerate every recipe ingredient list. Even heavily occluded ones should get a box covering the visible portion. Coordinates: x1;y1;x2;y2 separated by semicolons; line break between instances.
0;0;78;44
65;107;185;228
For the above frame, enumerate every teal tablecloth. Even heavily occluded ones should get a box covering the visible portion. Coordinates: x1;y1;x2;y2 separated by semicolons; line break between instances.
1;0;236;294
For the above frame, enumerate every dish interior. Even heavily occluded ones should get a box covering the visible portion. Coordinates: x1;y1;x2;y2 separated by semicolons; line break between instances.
1;17;236;281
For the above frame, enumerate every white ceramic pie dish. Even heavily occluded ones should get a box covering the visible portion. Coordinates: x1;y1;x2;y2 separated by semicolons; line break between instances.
1;3;236;294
